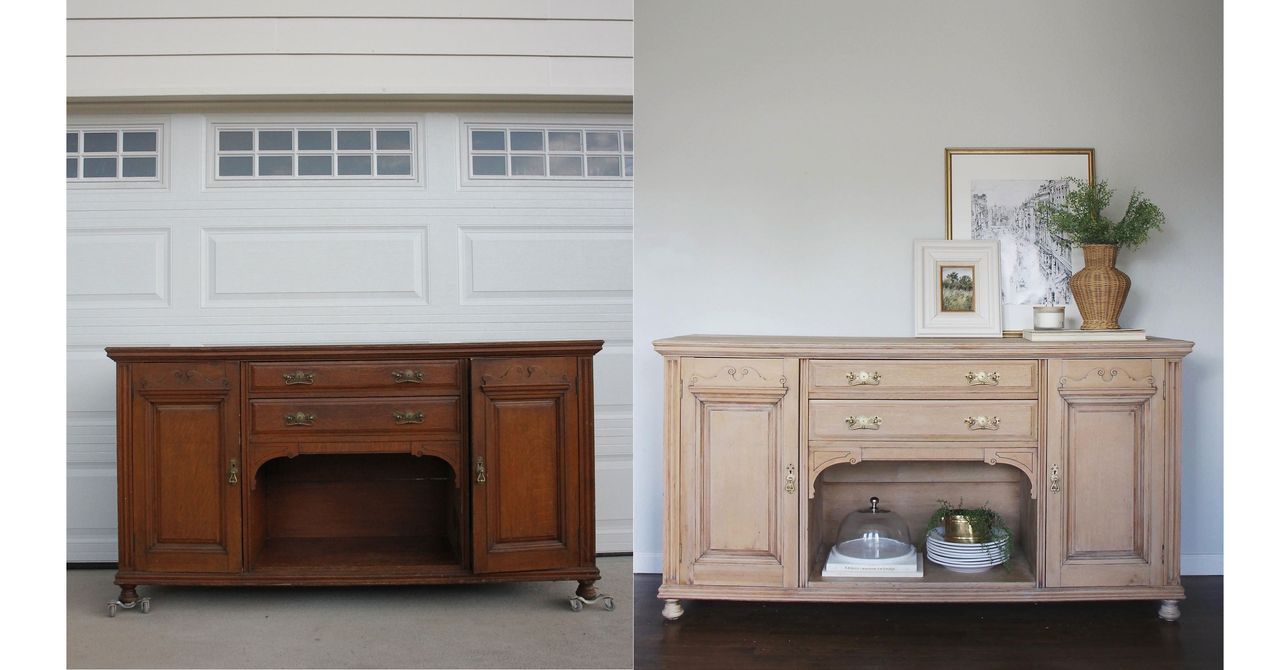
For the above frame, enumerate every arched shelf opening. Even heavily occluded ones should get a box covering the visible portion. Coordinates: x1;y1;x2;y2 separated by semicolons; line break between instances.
807;460;1038;586
247;452;465;571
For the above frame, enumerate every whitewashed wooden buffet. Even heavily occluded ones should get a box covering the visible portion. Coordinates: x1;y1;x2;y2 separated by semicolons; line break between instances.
654;335;1193;621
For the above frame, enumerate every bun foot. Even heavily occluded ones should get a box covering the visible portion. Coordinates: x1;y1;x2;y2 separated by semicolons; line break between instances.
661;598;684;621
1158;599;1181;622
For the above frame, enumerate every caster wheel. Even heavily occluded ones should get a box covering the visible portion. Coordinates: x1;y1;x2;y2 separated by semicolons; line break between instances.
569;598;583;612
140;599;151;614
107;603;118;618
603;596;615;611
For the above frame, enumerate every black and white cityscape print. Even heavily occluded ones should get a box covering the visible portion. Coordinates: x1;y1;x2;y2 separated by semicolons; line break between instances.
970;179;1074;305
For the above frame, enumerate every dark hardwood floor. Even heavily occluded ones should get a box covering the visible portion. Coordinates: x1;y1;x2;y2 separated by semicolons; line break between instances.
634;575;1222;670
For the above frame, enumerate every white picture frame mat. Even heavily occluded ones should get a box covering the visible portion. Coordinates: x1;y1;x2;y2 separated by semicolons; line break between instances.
948;152;1091;330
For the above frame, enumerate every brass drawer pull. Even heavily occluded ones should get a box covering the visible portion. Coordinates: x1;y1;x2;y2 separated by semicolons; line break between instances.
1050;464;1061;494
963;415;1000;430
845;370;882;386
393;410;425;424
227;458;239;485
392;369;425;383
282;371;315;385
965;370;1000;386
475;457;487;484
284;411;316;427
845;415;882;430
784;464;797;494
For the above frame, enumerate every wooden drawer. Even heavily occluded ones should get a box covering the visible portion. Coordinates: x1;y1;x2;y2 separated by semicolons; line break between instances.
248;360;462;395
807;359;1037;397
808;399;1037;442
249;396;462;439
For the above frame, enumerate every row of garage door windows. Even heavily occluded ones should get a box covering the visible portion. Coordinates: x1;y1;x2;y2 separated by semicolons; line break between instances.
67;125;635;182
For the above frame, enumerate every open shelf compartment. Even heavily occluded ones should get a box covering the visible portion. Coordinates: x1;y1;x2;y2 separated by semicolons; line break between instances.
247;453;465;573
806;460;1038;588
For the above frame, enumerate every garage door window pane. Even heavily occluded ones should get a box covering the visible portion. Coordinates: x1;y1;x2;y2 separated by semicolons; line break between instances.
548;131;582;152
338;155;372;175
377;155;411;176
258;131;293;151
472;155;506;176
67;157;77;178
258;155;293;176
298;155;333;176
471;130;506;151
337;130;371;150
548;155;583;177
298;130;332;151
625;156;634;177
587;156;621;177
84;132;117;153
219;156;253;176
122;131;157;152
219;130;253;151
122;156;157;178
586;131;620;152
83;157;117;178
510;131;544;151
511;155;545;176
377;130;412;151
67;132;78;153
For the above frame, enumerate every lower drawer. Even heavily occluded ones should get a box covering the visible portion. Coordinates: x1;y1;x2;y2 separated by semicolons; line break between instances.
808;399;1037;442
249;396;461;439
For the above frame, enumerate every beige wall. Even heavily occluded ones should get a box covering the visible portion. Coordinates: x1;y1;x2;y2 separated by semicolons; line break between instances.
633;0;1223;573
67;0;633;99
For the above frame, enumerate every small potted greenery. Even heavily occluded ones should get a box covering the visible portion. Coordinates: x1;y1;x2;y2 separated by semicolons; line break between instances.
926;499;1013;567
1036;178;1165;330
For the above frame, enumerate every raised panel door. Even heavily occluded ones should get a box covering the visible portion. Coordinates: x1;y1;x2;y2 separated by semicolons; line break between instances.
470;357;582;573
1046;359;1166;587
678;357;800;588
126;362;243;573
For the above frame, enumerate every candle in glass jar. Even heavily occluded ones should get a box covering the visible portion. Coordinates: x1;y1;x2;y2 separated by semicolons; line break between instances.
1033;305;1066;330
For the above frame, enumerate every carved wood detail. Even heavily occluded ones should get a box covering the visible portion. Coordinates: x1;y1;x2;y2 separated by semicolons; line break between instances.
480;363;570;387
690;365;788;388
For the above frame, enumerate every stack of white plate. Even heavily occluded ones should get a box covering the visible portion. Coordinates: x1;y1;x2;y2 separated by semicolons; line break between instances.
925;527;1010;573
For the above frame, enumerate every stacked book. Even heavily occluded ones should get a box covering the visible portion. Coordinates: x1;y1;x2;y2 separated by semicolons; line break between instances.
822;546;924;578
1021;329;1146;342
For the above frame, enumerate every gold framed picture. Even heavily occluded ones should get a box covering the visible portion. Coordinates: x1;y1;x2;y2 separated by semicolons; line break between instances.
945;147;1094;334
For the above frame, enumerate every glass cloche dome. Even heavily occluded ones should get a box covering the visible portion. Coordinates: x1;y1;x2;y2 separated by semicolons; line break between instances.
831;496;914;561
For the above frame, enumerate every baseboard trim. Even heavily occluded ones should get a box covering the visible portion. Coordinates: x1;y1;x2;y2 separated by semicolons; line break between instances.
68;562;117;570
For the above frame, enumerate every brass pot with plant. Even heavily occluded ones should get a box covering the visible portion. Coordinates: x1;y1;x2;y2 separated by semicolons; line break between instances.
926;499;1013;566
1036;178;1165;329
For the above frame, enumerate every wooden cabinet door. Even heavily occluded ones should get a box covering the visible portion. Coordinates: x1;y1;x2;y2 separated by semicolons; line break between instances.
126;362;242;573
676;357;800;588
1046;359;1166;587
470;357;582;573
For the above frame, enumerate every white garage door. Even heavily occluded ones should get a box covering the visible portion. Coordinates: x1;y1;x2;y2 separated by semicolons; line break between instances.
66;110;634;560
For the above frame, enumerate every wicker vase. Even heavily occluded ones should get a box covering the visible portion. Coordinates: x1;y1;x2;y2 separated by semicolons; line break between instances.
1069;244;1130;330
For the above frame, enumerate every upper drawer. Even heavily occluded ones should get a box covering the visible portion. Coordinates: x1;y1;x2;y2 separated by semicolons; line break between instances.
248;360;462;395
808;399;1038;443
248;396;461;439
807;360;1037;398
